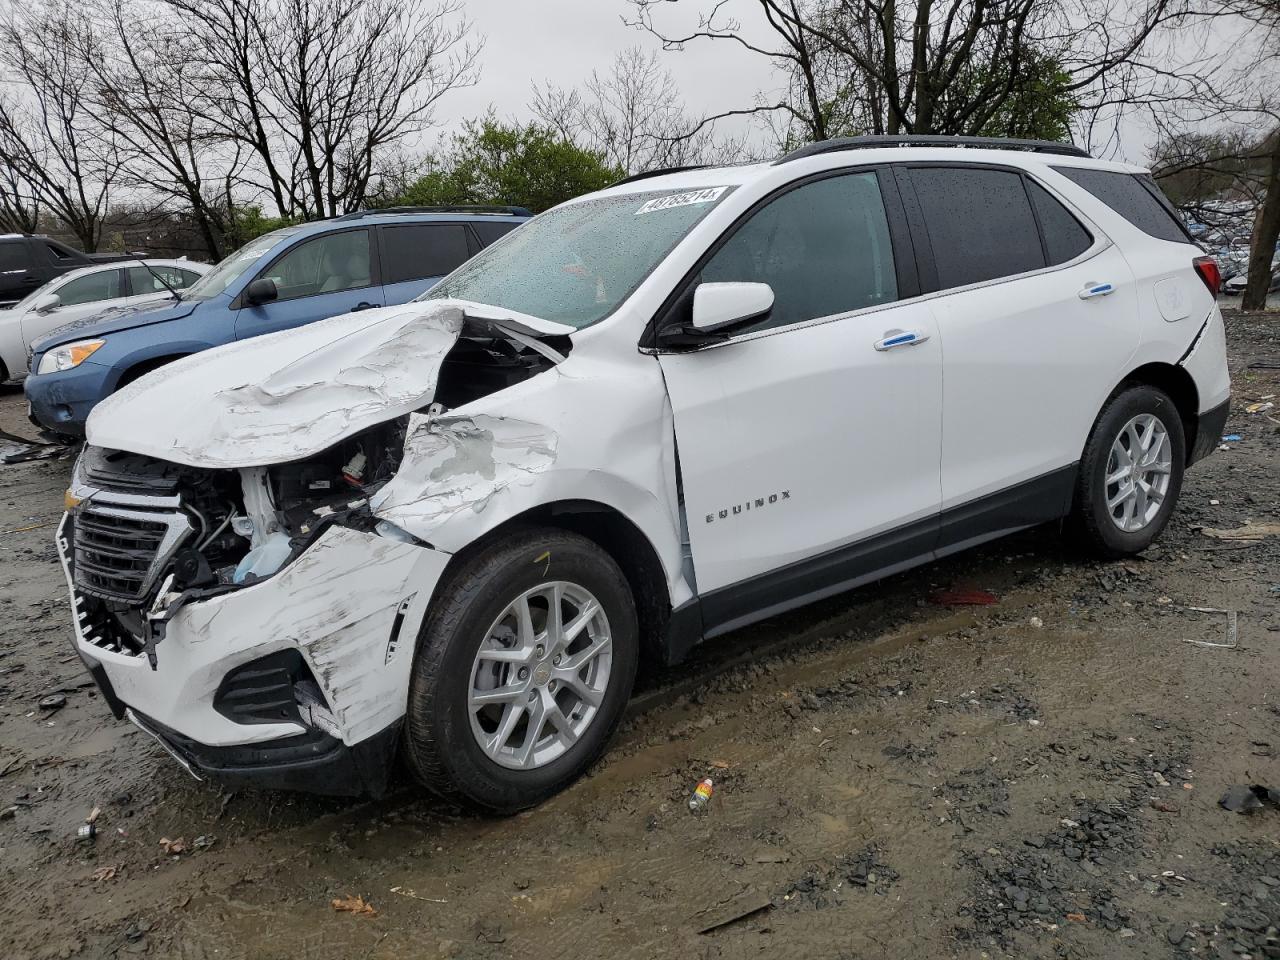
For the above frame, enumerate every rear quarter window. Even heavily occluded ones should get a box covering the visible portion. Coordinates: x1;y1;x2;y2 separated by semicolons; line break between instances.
1052;167;1191;243
471;221;521;246
1026;181;1093;265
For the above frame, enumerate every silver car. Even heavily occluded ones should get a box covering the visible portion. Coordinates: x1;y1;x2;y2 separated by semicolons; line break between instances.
0;259;208;382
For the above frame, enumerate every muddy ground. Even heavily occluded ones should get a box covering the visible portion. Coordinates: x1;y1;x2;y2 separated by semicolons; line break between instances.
1;308;1277;960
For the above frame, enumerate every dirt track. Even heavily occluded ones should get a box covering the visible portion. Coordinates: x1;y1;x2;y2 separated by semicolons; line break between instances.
1;308;1278;960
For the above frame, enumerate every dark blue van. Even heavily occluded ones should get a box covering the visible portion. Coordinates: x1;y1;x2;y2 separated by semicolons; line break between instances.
25;207;529;437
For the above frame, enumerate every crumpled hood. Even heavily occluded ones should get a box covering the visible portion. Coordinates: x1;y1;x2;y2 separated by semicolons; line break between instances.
31;298;198;354
85;299;573;468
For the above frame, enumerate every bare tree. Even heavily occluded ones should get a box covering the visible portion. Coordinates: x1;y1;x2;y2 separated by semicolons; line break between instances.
0;163;40;234
0;5;121;250
85;0;246;259
162;0;481;219
532;47;719;174
624;0;1210;150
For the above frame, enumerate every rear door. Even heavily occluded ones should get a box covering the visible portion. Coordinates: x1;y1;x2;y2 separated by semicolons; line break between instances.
234;227;382;340
377;222;475;304
656;168;943;630
899;164;1140;545
0;241;39;302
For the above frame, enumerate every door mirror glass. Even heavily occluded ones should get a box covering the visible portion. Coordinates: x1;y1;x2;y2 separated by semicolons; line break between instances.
691;282;774;333
33;293;60;313
245;277;278;305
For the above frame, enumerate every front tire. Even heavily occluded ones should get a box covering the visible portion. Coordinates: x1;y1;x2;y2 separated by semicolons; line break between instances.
1070;385;1186;558
403;528;638;813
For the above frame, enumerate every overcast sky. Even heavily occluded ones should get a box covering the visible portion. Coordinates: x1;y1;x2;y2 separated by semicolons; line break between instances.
433;0;1253;166
436;0;808;153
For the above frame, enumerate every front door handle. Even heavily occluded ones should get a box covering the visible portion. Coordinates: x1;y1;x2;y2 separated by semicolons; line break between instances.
352;301;382;311
1078;281;1115;299
874;329;930;351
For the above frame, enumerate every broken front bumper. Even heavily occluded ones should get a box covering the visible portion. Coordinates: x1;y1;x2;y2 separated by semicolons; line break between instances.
58;515;450;796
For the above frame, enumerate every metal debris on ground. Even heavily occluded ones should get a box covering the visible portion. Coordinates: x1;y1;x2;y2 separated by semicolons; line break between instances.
1180;607;1239;649
1219;784;1280;815
688;777;714;813
76;823;96;842
37;694;66;711
0;429;73;465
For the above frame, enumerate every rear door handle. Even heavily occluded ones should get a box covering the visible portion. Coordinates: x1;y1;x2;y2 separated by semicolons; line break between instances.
874;329;930;351
1078;282;1115;299
352;301;381;311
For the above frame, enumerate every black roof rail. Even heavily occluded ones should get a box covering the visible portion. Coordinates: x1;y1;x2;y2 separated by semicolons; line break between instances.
775;135;1090;164
335;204;533;221
611;165;708;187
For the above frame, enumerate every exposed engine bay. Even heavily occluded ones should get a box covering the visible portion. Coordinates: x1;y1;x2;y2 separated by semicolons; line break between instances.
67;328;564;666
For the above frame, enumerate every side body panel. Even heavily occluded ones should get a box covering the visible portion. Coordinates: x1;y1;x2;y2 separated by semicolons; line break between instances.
930;242;1141;510
656;300;942;594
372;324;694;609
1041;163;1226;414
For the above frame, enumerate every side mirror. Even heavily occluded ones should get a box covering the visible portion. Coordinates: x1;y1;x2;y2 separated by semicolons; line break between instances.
245;277;278;305
691;282;774;334
34;293;60;314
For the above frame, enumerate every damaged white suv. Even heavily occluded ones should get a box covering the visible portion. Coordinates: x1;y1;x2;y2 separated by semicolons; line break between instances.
60;136;1230;811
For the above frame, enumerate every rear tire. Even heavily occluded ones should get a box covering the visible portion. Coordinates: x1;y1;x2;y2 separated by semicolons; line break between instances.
403;528;638;813
1069;385;1185;558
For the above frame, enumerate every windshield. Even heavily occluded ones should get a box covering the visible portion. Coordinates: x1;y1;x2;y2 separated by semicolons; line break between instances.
425;186;735;328
181;228;301;301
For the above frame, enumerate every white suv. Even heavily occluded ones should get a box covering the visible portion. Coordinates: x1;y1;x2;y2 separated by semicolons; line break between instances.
59;136;1229;811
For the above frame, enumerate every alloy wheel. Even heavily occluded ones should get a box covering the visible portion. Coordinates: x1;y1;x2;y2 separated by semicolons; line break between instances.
467;581;613;770
1104;413;1173;533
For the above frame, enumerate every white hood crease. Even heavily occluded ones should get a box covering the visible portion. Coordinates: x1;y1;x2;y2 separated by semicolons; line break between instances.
85;299;572;469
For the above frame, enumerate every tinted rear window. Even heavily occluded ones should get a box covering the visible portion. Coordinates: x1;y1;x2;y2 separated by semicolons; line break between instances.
1027;181;1093;265
381;224;471;283
471;221;521;246
1053;167;1190;243
910;167;1045;289
0;242;30;272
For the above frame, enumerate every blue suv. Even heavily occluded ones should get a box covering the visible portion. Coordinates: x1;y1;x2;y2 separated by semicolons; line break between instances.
25;207;529;437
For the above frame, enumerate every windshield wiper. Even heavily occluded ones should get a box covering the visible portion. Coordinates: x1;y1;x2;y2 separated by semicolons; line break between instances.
133;258;182;301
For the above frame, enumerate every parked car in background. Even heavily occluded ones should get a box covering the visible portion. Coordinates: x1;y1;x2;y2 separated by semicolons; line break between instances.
1222;263;1280;295
0;260;209;383
0;234;140;308
57;136;1229;811
24;207;529;436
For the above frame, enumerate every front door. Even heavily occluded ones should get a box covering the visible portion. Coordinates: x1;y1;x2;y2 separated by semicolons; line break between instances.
234;227;383;340
656;170;943;632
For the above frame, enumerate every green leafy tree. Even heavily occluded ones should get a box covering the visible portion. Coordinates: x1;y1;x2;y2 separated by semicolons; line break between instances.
394;119;623;213
226;205;299;247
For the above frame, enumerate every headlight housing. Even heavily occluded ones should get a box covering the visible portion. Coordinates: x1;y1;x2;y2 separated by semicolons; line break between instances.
36;339;105;375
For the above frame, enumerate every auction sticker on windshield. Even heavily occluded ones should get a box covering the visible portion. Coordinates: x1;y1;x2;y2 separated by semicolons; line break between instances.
635;187;729;215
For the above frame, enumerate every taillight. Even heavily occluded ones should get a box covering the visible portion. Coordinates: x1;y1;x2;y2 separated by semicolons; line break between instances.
1193;255;1221;297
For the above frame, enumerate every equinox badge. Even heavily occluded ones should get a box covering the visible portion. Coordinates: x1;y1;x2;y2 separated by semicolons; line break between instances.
706;490;791;524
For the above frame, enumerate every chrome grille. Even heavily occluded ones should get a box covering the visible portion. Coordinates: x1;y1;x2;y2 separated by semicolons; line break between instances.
71;501;193;602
